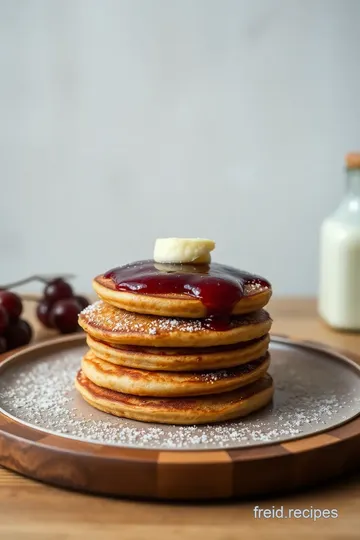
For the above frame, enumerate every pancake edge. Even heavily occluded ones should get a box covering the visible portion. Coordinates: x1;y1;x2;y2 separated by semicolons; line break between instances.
79;314;272;347
86;334;271;371
81;352;271;397
93;277;272;318
75;371;274;425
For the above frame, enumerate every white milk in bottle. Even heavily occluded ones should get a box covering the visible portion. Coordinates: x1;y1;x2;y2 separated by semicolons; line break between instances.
319;153;360;330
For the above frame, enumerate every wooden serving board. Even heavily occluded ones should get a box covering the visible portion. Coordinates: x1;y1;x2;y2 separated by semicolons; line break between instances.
0;334;360;500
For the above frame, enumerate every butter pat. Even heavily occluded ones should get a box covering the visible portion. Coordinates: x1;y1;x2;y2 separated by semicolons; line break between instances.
154;238;215;264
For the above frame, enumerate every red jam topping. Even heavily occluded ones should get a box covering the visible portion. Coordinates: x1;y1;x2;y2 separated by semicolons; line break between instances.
104;260;269;329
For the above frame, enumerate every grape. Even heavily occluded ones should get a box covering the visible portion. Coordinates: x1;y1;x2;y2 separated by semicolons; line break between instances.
0;337;6;354
36;299;55;328
75;295;90;310
0;305;9;335
50;298;81;334
0;290;23;321
5;319;32;350
45;278;73;303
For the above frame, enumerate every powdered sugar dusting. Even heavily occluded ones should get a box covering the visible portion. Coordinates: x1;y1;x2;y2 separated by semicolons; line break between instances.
79;301;270;336
245;280;268;295
0;341;359;450
195;358;265;383
198;369;234;383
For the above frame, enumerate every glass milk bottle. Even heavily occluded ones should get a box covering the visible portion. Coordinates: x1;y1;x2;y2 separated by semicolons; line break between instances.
319;153;360;330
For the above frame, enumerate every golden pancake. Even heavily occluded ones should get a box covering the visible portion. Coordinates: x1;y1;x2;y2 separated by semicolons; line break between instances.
93;275;272;318
79;301;272;347
81;350;270;397
87;334;270;371
75;370;274;425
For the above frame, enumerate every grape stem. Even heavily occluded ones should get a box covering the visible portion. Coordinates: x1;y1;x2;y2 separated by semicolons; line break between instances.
0;274;75;290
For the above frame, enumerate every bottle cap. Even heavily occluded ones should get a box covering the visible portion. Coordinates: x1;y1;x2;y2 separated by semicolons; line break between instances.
345;153;360;170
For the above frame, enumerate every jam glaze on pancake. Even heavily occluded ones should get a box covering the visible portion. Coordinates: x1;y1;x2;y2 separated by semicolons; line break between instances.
75;370;274;425
94;260;272;319
81;351;270;397
78;302;272;347
86;334;271;371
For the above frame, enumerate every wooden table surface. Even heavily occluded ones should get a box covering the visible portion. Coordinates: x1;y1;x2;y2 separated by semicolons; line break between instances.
1;297;360;539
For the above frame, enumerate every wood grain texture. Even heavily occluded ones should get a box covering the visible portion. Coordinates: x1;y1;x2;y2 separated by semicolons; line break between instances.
157;451;233;499
1;298;360;538
1;325;360;501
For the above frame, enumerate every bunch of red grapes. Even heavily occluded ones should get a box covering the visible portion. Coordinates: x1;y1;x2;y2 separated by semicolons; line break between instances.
0;291;31;354
0;278;89;354
37;279;89;334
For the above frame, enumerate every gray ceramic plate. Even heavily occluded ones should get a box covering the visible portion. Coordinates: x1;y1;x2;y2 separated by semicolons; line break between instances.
0;334;359;451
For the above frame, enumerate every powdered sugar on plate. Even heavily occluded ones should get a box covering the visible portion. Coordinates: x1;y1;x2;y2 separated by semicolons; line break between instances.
0;340;359;450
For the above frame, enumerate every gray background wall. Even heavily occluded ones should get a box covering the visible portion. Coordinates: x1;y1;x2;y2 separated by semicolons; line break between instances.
1;0;359;295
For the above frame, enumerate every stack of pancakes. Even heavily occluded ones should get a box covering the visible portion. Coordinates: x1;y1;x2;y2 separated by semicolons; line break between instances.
76;267;274;425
